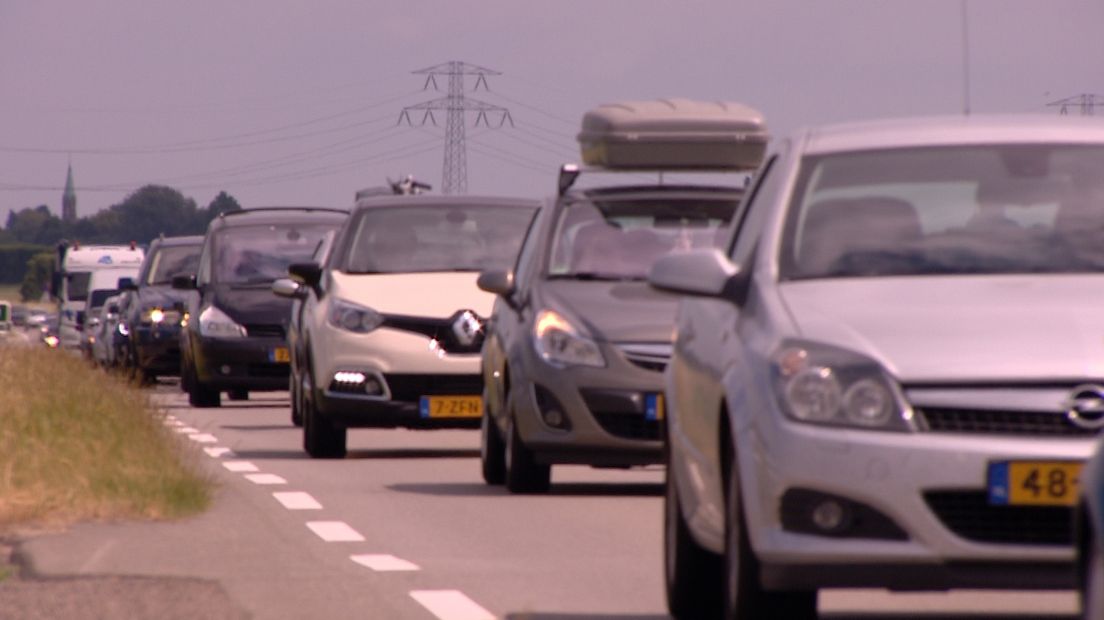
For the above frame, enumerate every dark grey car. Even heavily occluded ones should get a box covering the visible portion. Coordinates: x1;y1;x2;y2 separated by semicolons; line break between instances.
478;179;743;492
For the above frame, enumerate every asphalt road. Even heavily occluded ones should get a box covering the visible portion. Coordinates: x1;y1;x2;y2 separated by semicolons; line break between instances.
7;384;1085;619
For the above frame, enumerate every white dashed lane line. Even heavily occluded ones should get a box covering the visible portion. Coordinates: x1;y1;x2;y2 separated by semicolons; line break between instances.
307;521;365;542
350;554;420;572
203;447;235;458
189;433;218;443
410;590;495;620
245;473;287;485
222;461;259;473
272;492;322;510
174;427;199;434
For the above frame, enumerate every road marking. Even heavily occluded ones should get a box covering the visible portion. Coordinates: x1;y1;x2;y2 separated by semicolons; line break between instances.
203;447;235;458
245;473;287;485
273;492;322;510
306;521;364;542
189;434;218;443
351;554;419;571
410;590;494;620
222;461;259;473
175;427;199;434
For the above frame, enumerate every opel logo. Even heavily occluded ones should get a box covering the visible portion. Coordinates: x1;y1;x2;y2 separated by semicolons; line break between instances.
451;310;483;347
1064;384;1104;430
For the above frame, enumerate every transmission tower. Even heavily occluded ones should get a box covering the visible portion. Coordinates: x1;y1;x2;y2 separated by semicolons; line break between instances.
398;62;513;195
1047;93;1104;116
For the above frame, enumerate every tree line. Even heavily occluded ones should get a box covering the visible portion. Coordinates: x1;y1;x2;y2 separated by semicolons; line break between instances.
0;185;241;300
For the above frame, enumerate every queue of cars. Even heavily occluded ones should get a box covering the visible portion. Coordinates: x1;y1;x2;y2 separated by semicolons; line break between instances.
37;100;1104;619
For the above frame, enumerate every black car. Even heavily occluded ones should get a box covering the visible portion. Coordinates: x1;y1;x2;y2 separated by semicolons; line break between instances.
120;235;203;383
175;207;347;407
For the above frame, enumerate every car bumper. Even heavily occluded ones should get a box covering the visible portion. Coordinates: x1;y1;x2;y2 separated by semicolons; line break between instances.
194;335;289;390
736;410;1096;589
312;326;483;429
510;342;665;466
133;325;182;373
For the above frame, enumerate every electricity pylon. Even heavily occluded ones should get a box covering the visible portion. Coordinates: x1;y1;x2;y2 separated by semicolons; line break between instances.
398;62;513;195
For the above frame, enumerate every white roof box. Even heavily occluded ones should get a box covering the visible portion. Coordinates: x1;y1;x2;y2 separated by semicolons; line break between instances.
577;99;768;171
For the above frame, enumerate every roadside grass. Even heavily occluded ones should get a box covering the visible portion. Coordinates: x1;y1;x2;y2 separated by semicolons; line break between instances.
0;284;51;311
0;346;212;533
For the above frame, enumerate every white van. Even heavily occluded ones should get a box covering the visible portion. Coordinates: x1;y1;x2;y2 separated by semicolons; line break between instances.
55;244;144;350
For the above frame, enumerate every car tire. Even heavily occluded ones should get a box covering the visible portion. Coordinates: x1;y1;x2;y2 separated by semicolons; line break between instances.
665;459;723;619
302;369;346;459
290;374;304;427
1084;529;1104;620
185;361;221;408
480;391;506;485
723;430;817;620
504;416;550;494
228;389;248;401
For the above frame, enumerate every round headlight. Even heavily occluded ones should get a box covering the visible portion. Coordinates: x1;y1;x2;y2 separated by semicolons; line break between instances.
783;366;841;422
843;378;893;427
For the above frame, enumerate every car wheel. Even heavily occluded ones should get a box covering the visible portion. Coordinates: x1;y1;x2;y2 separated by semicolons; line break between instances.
1084;530;1104;620
504;416;550;494
227;389;248;401
665;458;722;619
480;390;506;485
302;369;346;459
186;361;221;408
723;431;817;619
290;374;303;427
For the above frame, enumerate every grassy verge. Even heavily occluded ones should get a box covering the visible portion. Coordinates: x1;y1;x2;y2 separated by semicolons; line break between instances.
0;346;212;533
0;284;52;311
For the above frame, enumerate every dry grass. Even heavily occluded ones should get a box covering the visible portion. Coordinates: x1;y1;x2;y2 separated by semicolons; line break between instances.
0;346;211;533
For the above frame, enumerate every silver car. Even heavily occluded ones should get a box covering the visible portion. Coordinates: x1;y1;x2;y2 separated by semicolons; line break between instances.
649;115;1104;619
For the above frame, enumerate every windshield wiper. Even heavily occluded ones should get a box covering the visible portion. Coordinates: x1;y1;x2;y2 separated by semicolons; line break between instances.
548;272;645;282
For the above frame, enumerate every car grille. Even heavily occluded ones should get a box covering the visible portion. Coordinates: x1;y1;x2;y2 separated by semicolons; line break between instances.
592;412;662;441
923;491;1072;545
615;343;672;373
382;374;483;402
916;407;1099;437
244;324;285;339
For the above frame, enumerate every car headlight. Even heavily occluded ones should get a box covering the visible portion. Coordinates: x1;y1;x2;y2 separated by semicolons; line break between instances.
198;305;246;338
117;322;130;337
771;341;912;431
328;298;384;334
533;309;605;368
141;307;183;325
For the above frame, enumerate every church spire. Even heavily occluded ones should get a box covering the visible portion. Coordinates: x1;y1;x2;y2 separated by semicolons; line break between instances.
62;163;76;223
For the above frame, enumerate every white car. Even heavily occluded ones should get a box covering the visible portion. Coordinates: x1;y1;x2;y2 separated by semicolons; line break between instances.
649;115;1104;619
276;195;538;458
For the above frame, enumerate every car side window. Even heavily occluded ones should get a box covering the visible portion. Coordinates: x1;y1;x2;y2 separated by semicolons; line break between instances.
196;239;213;286
730;153;783;267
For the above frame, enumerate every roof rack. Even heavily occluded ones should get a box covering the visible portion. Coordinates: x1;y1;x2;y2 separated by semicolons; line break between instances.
218;206;349;218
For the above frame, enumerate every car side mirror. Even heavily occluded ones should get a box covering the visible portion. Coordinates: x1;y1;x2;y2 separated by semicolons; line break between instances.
648;249;747;303
272;278;305;299
171;274;197;290
117;277;137;291
288;262;323;287
477;269;515;297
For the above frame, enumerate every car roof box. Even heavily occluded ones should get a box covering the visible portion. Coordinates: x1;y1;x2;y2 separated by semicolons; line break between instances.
577;99;768;171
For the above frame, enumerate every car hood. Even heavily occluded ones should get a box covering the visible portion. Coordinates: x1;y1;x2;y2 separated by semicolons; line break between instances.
210;284;293;327
538;279;678;343
330;271;495;318
136;285;192;310
777;275;1104;382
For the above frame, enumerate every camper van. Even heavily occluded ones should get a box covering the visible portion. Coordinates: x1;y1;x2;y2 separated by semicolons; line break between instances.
55;243;144;351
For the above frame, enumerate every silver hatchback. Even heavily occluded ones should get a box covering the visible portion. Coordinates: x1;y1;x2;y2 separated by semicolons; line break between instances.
650;115;1104;619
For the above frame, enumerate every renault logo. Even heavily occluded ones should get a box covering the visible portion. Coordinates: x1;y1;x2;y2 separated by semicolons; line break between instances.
1064;384;1104;430
451;310;483;347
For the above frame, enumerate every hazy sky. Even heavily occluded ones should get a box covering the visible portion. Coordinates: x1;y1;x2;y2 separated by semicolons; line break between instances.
1;1;1101;224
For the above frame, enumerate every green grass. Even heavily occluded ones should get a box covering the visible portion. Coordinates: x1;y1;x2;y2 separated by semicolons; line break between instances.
0;347;212;532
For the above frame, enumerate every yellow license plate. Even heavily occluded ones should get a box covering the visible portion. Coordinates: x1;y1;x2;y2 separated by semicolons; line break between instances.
646;393;665;421
988;461;1082;506
420;395;482;419
271;347;290;363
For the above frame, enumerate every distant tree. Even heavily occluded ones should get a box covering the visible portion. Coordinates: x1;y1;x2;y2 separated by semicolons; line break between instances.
75;185;202;246
19;251;54;302
5;205;63;245
206;191;242;219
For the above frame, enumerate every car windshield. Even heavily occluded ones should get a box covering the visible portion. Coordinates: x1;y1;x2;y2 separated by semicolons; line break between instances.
780;144;1104;279
146;245;202;285
67;272;91;300
342;204;535;274
547;194;739;280
88;289;118;309
215;224;335;284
